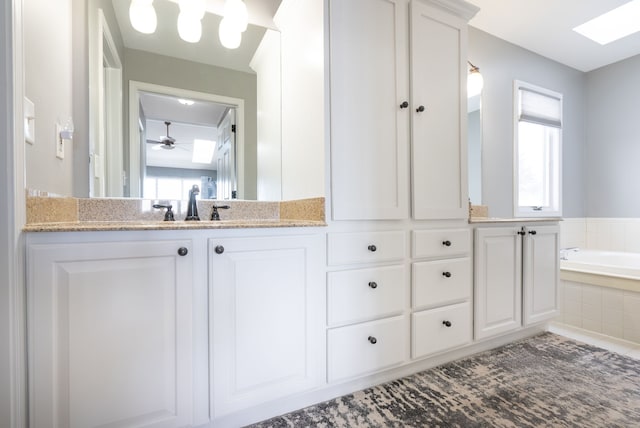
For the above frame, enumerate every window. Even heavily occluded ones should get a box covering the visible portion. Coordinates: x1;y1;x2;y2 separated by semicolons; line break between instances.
514;81;562;217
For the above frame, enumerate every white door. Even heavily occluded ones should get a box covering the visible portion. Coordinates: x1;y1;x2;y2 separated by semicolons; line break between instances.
411;1;468;220
523;225;560;325
329;0;410;220
474;227;523;340
27;240;193;428
209;235;324;417
216;109;236;200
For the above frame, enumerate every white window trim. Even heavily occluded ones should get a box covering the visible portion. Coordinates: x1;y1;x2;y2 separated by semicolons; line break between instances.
513;80;563;218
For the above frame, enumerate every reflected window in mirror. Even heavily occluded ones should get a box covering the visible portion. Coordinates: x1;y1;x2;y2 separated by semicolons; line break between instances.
513;80;562;217
468;93;482;205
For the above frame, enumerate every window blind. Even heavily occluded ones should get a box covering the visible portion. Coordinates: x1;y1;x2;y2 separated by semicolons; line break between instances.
518;87;562;128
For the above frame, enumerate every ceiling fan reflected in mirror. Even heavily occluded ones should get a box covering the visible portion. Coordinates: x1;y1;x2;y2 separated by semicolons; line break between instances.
147;121;185;150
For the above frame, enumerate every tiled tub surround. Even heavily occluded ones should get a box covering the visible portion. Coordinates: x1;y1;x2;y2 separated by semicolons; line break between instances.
557;218;640;344
25;194;326;231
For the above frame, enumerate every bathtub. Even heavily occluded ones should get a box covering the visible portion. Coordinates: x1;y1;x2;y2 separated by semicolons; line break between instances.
559;249;640;343
561;249;640;289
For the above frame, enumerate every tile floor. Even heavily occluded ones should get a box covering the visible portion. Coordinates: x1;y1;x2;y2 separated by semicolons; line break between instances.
549;322;640;359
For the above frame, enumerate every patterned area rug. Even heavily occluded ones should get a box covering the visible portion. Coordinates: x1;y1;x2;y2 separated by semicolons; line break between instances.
248;333;640;427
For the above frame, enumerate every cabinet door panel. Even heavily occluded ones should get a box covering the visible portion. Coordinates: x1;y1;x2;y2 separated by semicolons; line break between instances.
329;0;410;220
523;225;560;325
210;235;324;417
28;240;193;428
474;227;522;340
411;2;467;219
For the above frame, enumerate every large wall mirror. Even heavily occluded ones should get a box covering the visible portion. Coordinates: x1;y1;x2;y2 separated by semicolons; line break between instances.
468;93;482;205
87;0;282;200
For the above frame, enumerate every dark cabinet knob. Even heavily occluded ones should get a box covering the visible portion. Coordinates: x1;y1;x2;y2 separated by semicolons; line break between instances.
529;230;537;235
177;247;188;256
442;272;452;278
416;105;425;113
442;240;451;247
368;281;378;289
215;245;225;254
442;320;452;327
368;245;377;252
368;336;377;344
400;101;409;109
517;230;526;236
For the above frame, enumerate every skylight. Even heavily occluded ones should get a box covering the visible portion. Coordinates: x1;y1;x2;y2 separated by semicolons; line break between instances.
573;0;640;45
192;139;215;164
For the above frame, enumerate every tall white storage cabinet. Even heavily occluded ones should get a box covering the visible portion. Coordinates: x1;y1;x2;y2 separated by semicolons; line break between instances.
329;0;475;220
329;0;410;220
209;235;325;418
411;1;469;220
27;239;194;428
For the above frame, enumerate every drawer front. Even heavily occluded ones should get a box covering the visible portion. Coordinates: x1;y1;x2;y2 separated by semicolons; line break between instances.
328;231;405;266
412;229;470;259
412;302;471;359
328;315;408;382
412;258;471;310
328;265;408;327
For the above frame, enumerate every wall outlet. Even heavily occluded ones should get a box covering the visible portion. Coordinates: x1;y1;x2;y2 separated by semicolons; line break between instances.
55;123;64;159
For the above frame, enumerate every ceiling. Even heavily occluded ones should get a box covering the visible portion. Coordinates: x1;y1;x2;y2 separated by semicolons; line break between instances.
111;0;281;73
467;0;640;72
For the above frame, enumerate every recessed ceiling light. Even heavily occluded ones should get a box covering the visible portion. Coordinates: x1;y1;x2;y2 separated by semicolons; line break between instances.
178;98;195;106
573;0;640;45
192;139;215;164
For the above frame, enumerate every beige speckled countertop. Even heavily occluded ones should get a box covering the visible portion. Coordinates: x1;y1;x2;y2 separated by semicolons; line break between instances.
24;193;326;232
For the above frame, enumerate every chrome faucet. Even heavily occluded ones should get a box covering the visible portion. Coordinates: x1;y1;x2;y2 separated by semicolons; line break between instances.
185;185;200;221
560;247;579;260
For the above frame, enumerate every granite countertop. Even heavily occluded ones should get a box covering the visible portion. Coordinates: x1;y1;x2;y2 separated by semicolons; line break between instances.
24;193;327;232
469;217;563;224
23;219;327;232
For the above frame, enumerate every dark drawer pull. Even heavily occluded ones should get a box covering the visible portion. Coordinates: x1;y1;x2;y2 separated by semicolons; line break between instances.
442;320;452;327
368;281;378;289
368;245;377;252
215;245;225;254
177;247;188;256
442;272;452;278
442;240;452;247
368;336;377;344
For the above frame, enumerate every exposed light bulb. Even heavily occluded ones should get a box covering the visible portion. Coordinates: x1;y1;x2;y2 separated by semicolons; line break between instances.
219;17;242;49
178;13;202;43
223;0;248;33
129;0;157;34
467;67;484;98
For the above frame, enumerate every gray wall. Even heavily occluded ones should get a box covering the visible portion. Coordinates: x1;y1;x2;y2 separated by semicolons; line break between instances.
586;55;640;218
468;27;587;218
124;49;258;199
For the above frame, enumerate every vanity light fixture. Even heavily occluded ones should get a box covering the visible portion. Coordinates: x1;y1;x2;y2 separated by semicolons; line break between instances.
573;0;640;45
178;0;206;43
129;0;157;34
219;0;248;49
467;61;484;98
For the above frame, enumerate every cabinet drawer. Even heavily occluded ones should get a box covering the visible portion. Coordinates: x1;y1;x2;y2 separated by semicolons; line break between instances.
328;315;408;382
328;231;405;266
412;258;471;310
412;302;471;359
328;265;407;327
412;229;470;259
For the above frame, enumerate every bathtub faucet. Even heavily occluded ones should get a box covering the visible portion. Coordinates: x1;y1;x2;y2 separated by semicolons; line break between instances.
560;247;579;260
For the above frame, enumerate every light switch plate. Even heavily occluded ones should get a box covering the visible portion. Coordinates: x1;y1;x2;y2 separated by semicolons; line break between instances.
55;123;64;159
24;97;35;144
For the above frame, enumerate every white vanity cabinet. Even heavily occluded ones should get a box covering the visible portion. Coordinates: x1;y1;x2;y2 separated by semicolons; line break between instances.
411;229;472;359
474;224;560;340
326;230;410;382
26;235;195;428
328;0;477;221
209;234;325;418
